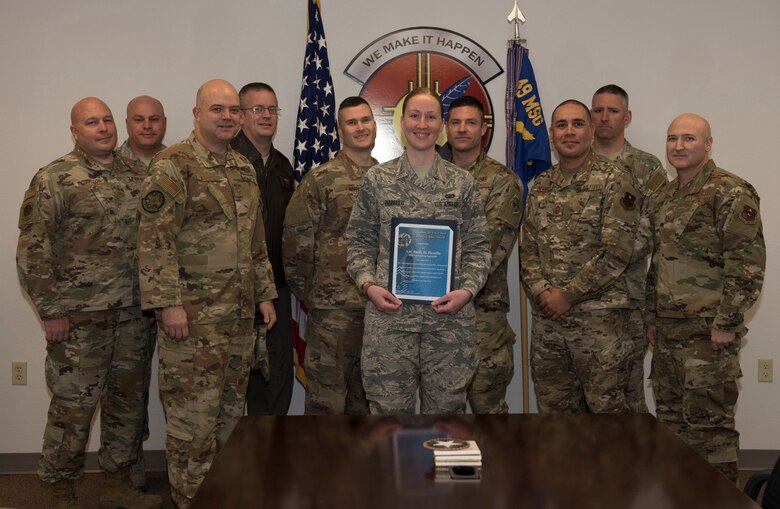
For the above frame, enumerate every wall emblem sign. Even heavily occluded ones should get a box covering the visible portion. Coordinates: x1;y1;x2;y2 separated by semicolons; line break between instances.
345;27;503;162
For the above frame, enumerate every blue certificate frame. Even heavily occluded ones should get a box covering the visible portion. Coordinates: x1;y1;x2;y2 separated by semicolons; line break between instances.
388;217;457;303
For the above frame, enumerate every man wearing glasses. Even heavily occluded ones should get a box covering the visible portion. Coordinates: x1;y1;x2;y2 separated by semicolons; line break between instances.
231;82;296;416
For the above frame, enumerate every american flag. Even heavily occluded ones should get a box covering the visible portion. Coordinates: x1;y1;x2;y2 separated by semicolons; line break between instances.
291;0;340;385
293;0;340;182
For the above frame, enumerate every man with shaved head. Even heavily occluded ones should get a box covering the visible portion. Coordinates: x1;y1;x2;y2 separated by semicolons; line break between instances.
17;98;162;508
647;113;765;482
116;94;167;489
137;79;277;507
118;95;167;167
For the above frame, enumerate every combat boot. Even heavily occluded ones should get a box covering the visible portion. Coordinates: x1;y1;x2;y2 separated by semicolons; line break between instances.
130;453;147;489
98;467;162;509
50;478;78;509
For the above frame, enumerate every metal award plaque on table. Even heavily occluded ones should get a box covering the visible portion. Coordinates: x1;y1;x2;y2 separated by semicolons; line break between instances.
388;217;457;303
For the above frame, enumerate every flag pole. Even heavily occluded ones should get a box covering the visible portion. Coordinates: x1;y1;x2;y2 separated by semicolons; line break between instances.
507;0;530;414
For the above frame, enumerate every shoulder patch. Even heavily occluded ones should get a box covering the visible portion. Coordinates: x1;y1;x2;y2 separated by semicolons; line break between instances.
18;186;39;228
141;190;165;213
741;204;757;223
724;194;761;239
511;195;522;215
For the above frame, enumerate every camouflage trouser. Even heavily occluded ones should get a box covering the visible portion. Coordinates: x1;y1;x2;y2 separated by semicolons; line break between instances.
531;308;631;413
38;306;150;482
361;325;478;415
133;312;158;473
651;317;741;482
626;308;650;413
157;318;254;508
467;309;515;414
304;308;369;415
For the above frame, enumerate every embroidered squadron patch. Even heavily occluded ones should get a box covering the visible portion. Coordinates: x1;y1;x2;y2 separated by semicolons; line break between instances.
142;190;165;213
741;205;757;223
620;191;637;210
22;202;33;220
511;195;522;214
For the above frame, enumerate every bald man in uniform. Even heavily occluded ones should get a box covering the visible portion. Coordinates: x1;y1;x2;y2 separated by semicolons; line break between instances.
647;113;765;482
137;79;277;507
118;95;167;167
17;97;161;508
118;94;167;488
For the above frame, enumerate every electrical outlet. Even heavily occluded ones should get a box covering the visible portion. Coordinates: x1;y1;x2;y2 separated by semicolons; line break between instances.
758;358;773;383
11;361;27;386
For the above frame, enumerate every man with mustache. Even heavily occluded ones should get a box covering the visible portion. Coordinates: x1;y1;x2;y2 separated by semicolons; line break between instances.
118;95;167;167
118;93;167;489
521;99;639;414
445;95;523;414
137;79;277;507
647;113;765;482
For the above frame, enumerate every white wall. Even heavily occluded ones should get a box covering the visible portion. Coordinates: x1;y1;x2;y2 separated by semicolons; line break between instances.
1;0;777;454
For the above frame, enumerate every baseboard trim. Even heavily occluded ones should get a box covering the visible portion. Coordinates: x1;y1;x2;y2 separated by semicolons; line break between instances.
0;450;167;475
740;449;780;470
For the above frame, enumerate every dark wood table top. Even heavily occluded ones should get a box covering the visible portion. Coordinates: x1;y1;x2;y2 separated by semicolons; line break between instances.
191;413;759;509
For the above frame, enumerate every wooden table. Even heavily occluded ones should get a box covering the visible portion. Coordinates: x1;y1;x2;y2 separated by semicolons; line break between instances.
191;413;759;509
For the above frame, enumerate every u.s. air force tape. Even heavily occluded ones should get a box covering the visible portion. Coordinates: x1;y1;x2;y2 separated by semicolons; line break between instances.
142;190;165;213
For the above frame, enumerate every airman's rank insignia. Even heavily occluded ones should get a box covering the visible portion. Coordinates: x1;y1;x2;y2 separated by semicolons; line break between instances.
620;191;637;210
741;205;757;223
142;190;165;213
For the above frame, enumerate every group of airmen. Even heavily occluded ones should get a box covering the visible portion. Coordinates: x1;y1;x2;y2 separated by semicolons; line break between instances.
15;77;764;508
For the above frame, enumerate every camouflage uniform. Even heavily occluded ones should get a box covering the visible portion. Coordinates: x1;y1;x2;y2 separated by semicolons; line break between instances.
117;138;165;168
283;151;376;415
597;140;668;412
16;148;150;483
137;132;277;507
647;160;765;481
456;151;523;414
346;152;491;415
117;136;166;485
520;152;639;413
